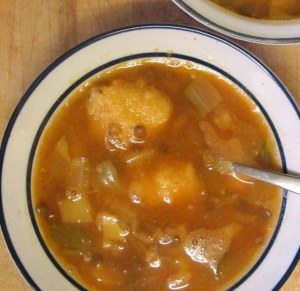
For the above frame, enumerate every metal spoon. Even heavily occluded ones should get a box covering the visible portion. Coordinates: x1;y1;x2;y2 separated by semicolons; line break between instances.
232;163;300;195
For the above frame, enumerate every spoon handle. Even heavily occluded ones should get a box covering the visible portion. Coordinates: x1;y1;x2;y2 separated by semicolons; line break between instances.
232;163;300;195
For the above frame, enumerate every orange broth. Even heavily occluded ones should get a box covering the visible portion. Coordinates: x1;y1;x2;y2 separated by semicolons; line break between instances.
32;58;282;291
209;0;300;20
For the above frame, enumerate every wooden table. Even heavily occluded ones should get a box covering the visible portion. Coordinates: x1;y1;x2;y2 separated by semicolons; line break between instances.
0;0;299;290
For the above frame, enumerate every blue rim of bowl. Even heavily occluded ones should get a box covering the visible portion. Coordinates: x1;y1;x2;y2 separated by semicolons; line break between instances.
172;0;300;44
0;24;298;291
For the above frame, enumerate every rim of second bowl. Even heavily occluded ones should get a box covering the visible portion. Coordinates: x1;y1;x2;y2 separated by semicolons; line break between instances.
172;0;300;44
0;24;300;291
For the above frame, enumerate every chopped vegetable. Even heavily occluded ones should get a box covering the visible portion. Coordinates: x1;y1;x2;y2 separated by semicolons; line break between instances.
217;253;230;280
109;199;137;224
183;224;240;274
132;220;155;244
213;105;234;131
184;75;221;116
50;224;92;251
257;136;277;167
96;212;128;246
92;160;119;190
132;230;154;244
226;138;249;164
66;157;90;191
47;136;72;183
55;135;71;163
199;121;221;148
58;193;93;223
127;236;148;261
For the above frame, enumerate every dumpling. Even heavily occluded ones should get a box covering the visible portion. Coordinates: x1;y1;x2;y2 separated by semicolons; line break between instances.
129;160;205;207
87;79;172;150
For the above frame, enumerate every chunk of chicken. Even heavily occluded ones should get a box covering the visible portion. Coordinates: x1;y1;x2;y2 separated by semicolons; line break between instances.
87;79;172;150
129;160;205;207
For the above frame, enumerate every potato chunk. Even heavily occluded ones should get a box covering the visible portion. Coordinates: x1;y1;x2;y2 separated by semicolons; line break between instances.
87;79;172;150
129;161;205;207
58;193;93;224
96;212;128;247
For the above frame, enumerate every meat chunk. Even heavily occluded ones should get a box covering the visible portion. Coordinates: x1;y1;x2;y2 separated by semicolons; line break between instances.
87;79;172;150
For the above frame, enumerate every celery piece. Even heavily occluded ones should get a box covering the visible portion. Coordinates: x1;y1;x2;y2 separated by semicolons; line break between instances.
66;157;91;192
51;224;92;251
184;75;221;116
92;161;119;190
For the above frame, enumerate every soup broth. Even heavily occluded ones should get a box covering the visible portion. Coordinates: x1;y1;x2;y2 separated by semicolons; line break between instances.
209;0;300;20
33;58;282;291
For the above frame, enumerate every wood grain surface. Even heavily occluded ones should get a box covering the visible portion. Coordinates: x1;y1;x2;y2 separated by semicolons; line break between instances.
0;0;299;290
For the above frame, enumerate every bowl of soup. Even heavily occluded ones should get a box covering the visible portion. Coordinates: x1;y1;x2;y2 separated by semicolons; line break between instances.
172;0;300;43
0;24;300;291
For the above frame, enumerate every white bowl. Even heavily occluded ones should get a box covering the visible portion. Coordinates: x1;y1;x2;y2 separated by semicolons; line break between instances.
0;24;300;290
172;0;300;43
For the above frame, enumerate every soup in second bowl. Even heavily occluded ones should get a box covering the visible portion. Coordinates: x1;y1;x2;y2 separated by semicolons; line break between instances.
32;58;282;290
209;0;300;20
